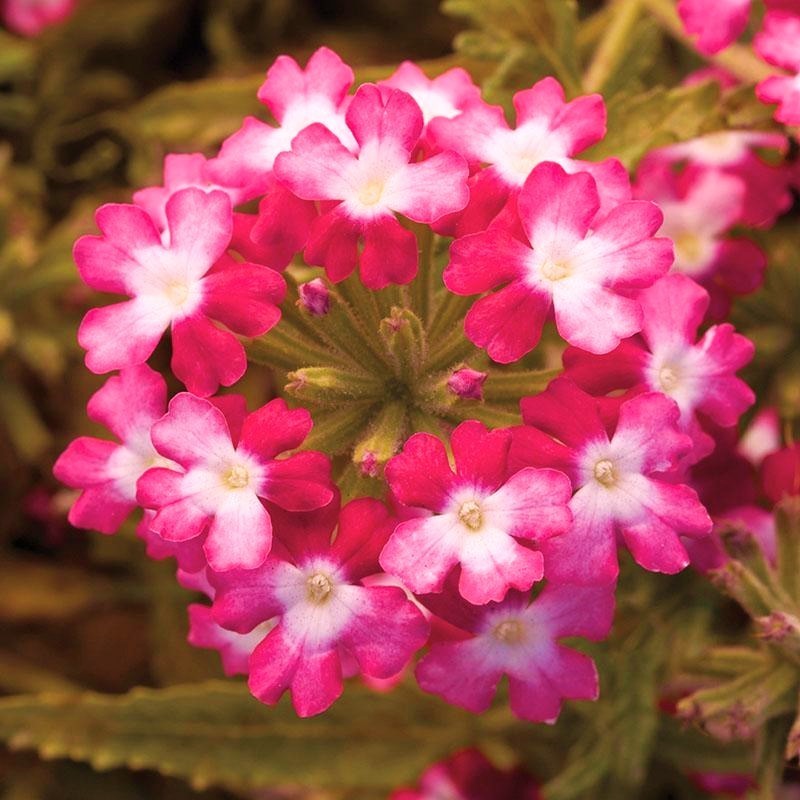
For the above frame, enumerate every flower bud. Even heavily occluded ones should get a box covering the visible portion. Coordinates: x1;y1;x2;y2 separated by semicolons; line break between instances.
297;278;330;316
447;367;487;400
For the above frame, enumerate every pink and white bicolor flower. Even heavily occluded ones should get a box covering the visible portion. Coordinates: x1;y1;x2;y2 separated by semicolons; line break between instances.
74;187;286;397
210;498;430;717
510;378;712;585
428;76;630;236
755;9;800;125
416;581;615;723
564;273;755;461
136;393;334;572
207;46;357;201
378;61;483;133
633;161;765;319
274;83;470;289
53;364;175;534
381;421;572;605
678;0;751;54
650;132;792;229
445;161;673;363
208;47;359;269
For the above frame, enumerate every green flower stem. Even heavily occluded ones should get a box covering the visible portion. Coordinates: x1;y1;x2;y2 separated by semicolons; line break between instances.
246;324;344;372
583;0;642;93
302;401;378;455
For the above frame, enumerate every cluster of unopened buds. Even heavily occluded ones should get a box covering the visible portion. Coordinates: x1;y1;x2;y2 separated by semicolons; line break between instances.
54;46;798;726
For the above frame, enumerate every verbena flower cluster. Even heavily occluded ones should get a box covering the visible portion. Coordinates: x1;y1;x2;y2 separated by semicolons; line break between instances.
53;47;796;725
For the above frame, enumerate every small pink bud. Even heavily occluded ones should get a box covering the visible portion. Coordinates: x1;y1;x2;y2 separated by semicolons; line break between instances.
447;367;487;400
297;278;330;316
360;451;380;478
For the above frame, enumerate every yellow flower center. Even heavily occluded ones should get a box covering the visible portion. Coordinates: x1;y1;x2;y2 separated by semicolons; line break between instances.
494;619;525;644
539;258;572;282
674;231;704;264
223;464;250;489
594;459;617;487
458;500;483;531
165;281;190;307
658;365;680;392
306;572;334;604
358;180;385;207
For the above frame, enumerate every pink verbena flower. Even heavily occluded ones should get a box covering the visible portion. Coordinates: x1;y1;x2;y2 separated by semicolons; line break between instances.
53;364;174;534
755;9;800;124
137;392;334;572
634;162;765;319
650;132;792;228
273;84;469;288
428;76;630;236
381;420;572;604
74;187;285;396
738;407;781;467
379;62;482;141
511;378;712;584
188;605;276;676
445;161;672;363
210;498;430;717
2;0;74;36
207;47;356;201
678;0;751;54
182;570;276;677
415;580;615;722
564;273;755;461
391;748;541;800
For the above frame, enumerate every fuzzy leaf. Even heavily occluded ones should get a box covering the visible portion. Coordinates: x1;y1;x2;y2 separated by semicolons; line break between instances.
586;81;722;169
0;681;488;792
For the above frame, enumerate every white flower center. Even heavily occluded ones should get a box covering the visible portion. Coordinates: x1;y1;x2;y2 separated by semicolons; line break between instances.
306;572;334;604
223;464;250;490
493;619;525;644
458;500;483;531
594;459;617;487
539;258;572;282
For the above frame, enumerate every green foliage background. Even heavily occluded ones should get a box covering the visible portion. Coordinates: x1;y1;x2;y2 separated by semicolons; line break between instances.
1;1;799;798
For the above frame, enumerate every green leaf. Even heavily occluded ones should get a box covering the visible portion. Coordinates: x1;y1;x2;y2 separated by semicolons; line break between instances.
442;0;582;95
585;81;722;170
0;681;490;792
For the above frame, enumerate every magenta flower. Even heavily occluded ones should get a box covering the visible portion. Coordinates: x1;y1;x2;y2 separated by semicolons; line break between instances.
755;8;800;125
74;187;285;396
416;581;615;722
53;365;174;534
678;0;751;54
381;421;572;604
428;76;630;236
511;378;712;584
273;84;469;288
445;161;673;363
210;498;430;717
634;162;765;319
137;393;334;572
564;273;755;461
2;0;75;36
